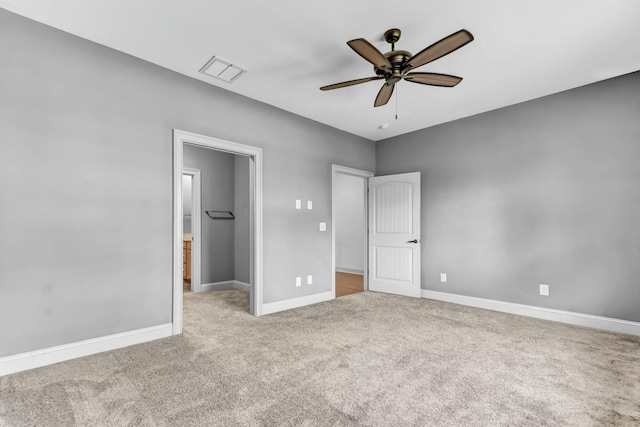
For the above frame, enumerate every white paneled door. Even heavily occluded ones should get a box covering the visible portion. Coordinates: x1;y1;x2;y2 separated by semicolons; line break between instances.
368;172;421;297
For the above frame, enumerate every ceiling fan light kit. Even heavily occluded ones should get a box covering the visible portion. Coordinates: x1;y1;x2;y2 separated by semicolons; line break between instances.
320;28;474;107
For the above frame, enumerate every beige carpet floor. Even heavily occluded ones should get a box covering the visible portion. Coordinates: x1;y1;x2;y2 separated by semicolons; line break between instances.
1;290;639;426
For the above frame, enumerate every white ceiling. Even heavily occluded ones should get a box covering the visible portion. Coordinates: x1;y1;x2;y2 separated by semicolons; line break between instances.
4;0;640;141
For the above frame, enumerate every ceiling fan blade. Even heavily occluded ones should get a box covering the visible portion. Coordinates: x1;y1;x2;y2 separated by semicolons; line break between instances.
403;29;474;72
320;76;383;91
374;83;395;107
347;38;392;72
404;72;463;87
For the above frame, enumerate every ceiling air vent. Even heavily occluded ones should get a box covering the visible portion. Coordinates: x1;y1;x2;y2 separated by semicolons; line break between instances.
199;56;247;83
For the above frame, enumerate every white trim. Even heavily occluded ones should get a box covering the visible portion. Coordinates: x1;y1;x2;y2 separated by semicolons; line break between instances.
200;280;235;292
421;290;640;336
173;130;264;334
183;168;201;293
261;291;333;316
335;267;365;275
331;165;373;299
173;135;184;334
199;280;251;293
233;280;251;292
0;324;172;377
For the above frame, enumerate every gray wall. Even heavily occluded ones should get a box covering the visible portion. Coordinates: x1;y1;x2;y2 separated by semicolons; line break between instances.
0;10;375;357
234;156;250;284
377;71;640;322
334;173;365;273
183;145;235;283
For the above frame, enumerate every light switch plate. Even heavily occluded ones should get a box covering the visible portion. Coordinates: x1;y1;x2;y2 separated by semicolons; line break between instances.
319;222;327;231
295;199;301;210
296;277;301;287
307;200;313;210
307;275;313;285
440;273;447;283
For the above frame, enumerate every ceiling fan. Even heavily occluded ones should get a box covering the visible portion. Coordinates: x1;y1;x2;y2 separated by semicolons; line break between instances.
320;28;474;107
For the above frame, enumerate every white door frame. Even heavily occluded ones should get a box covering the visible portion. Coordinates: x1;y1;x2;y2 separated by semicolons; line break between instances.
331;164;373;298
173;129;264;335
182;168;201;293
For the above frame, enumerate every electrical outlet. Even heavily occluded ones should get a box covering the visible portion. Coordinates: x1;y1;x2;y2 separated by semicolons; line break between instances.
307;275;313;285
319;222;327;231
307;200;313;210
539;284;549;296
295;199;301;210
440;273;447;283
296;277;301;287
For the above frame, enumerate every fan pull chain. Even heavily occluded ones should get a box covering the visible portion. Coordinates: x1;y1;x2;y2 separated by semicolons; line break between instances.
395;84;399;120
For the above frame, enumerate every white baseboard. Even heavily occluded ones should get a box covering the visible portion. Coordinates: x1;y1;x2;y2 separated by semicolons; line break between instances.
336;267;364;275
421;290;640;336
233;280;250;292
200;280;250;293
0;323;173;377
200;280;234;292
262;291;333;316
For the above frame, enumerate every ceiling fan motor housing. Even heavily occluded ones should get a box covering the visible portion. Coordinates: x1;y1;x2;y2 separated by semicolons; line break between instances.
376;50;412;79
376;29;412;81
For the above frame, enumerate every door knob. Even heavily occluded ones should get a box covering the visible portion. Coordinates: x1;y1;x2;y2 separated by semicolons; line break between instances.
407;239;418;243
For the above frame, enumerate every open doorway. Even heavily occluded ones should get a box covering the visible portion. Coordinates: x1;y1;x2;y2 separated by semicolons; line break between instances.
331;165;373;298
173;130;264;335
182;146;249;295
